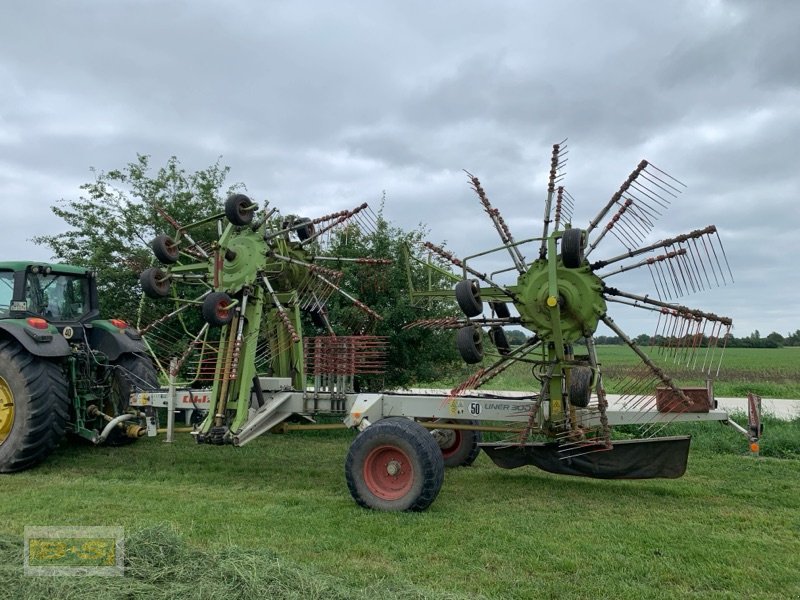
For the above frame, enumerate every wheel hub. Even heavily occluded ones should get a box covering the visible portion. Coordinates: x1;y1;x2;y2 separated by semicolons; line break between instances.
363;445;414;500
0;375;16;445
386;459;401;476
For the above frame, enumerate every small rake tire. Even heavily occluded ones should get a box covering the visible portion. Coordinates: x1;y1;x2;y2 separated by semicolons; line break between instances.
295;217;315;241
0;340;69;473
152;234;180;264
105;354;159;447
456;325;484;364
346;417;444;511
225;194;256;226
455;279;483;317
201;292;234;327
569;366;593;408
562;228;585;268
432;419;482;468
489;301;511;319
489;326;510;355
140;268;171;299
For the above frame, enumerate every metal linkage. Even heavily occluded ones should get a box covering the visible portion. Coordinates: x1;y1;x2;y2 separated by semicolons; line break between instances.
422;241;518;302
402;316;519;330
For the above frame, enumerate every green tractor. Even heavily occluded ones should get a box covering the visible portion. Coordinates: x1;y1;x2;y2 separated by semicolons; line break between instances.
0;261;158;472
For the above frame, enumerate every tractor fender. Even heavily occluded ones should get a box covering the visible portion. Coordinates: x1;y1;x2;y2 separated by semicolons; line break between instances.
0;321;71;358
88;321;148;362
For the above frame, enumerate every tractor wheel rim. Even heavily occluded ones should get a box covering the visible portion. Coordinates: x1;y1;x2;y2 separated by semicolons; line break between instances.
440;430;463;460
363;445;413;500
0;376;15;445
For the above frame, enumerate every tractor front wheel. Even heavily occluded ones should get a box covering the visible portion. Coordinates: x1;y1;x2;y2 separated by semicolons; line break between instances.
346;418;444;511
0;340;69;473
105;354;159;446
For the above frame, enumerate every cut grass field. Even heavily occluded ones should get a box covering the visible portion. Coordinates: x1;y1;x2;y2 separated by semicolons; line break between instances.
2;417;799;599
435;345;800;400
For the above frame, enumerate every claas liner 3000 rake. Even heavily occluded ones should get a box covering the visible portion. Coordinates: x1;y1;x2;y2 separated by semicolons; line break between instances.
131;147;761;512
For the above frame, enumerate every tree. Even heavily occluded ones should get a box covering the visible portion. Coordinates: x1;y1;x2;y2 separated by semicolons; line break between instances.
34;154;239;320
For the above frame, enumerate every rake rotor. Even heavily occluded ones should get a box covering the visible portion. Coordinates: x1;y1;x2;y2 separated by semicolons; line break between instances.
407;141;734;460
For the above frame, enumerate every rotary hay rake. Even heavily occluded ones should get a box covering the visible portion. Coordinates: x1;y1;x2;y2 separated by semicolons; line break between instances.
136;195;390;444
129;146;758;512
405;140;738;477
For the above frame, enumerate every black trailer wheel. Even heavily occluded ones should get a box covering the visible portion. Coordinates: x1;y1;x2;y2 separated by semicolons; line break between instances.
151;234;180;264
455;279;483;317
562;228;585;268
432;419;482;467
105;354;159;446
569;366;593;408
488;326;510;355
456;325;483;364
225;194;256;226
139;268;171;298
201;292;234;326
489;301;511;319
345;417;445;511
0;340;69;473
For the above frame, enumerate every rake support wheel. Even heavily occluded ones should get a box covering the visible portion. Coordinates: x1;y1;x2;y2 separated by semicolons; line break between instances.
139;268;171;299
151;234;180;264
202;292;234;327
346;417;445;511
561;228;585;268
455;279;483;317
456;325;484;364
432;419;482;467
225;194;256;226
568;366;593;408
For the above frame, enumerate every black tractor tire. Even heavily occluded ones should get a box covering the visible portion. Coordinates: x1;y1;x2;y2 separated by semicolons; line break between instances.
201;292;234;327
489;326;510;355
345;417;445;511
140;268;171;299
431;419;482;467
569;366;593;408
105;354;159;446
295;217;315;241
562;228;585;268
152;234;180;264
489;301;511;319
455;279;483;317
225;194;256;226
456;325;484;364
0;340;69;473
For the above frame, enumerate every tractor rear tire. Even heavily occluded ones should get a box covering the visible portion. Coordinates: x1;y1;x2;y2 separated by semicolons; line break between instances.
432;419;482;467
456;325;484;364
455;279;483;317
105;354;159;446
225;194;256;226
0;340;69;473
346;417;445;511
562;228;585;268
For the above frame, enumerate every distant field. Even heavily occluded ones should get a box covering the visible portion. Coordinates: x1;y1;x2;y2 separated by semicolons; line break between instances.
434;346;800;399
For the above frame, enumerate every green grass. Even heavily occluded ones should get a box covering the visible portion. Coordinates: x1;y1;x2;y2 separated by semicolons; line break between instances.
434;346;800;399
2;424;800;599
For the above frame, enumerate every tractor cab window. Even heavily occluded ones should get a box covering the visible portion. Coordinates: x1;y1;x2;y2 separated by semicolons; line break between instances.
25;272;90;321
0;271;13;318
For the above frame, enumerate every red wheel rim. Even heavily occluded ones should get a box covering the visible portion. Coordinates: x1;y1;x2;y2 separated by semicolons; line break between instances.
363;445;413;500
215;300;230;320
440;430;463;460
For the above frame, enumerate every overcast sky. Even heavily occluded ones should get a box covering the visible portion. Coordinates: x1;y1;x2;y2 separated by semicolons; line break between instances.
1;0;798;338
